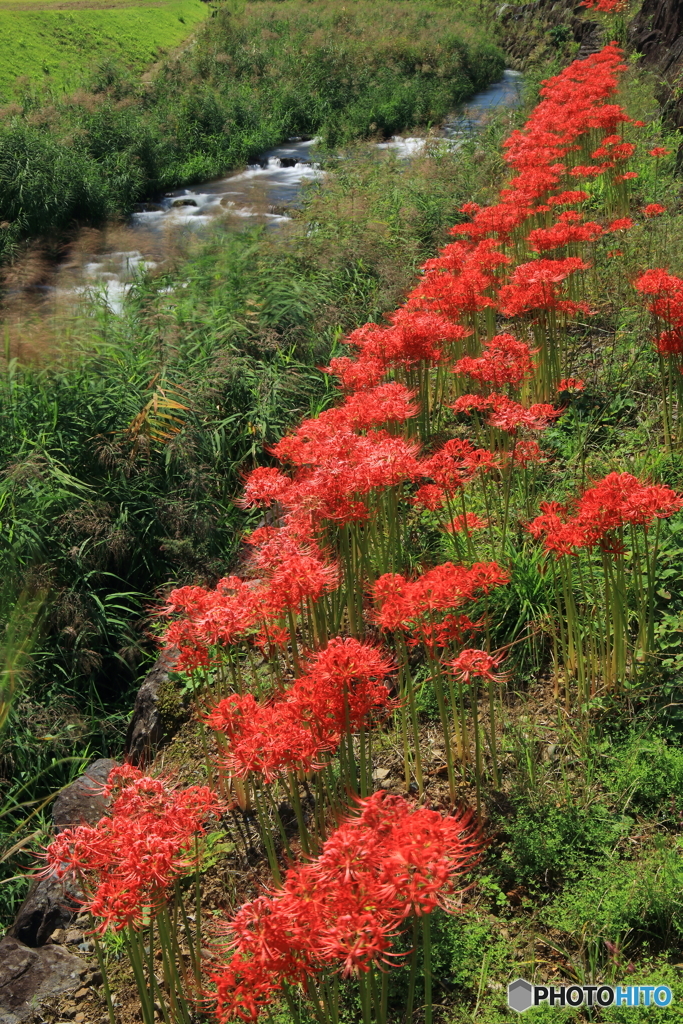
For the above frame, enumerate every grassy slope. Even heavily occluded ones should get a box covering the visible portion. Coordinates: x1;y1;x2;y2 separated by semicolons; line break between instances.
0;0;209;102
86;63;683;1024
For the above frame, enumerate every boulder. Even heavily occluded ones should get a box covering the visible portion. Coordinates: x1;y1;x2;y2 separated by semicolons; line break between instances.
7;873;82;949
52;758;117;833
9;758;116;947
124;647;183;766
0;935;86;1023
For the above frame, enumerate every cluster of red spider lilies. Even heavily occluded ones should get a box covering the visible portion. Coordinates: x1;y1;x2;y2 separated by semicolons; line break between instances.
45;44;683;1024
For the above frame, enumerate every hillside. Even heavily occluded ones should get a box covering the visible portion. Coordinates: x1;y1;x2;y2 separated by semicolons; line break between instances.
2;2;683;1023
0;0;209;102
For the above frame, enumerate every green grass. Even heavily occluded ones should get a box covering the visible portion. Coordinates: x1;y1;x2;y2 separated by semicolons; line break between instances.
0;0;209;102
0;0;505;261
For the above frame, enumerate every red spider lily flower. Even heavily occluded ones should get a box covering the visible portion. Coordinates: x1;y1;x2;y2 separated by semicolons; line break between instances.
547;190;590;206
607;249;623;258
635;269;683;355
607;217;634;231
581;0;627;11
239;466;292;508
453;333;536;387
206;639;396;781
419;438;499;495
528;213;604;253
452;394;562;434
447;648;507;685
322;355;386;392
507;439;546;466
614;171;638;181
569;163;613;178
372;561;509;650
161;577;271;670
528;473;683;556
649;147;671;158
412;483;446;510
497;258;589;318
444;512;488;533
341;382;419;429
591;136;635;162
557;378;585;392
210;792;482;1022
643;203;666;217
344;310;469;370
44;767;219;932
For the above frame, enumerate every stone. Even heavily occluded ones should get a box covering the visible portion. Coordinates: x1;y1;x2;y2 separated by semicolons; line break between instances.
372;768;390;781
171;198;198;207
124;647;182;766
9;759;116;948
0;935;86;1023
8;872;82;948
53;759;117;833
65;930;84;945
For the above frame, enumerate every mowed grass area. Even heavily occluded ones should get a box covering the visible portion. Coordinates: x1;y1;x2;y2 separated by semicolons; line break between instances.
0;0;209;101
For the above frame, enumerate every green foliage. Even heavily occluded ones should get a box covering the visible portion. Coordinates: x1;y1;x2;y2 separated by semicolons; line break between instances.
0;0;208;101
547;840;683;953
0;0;504;256
601;733;683;819
495;797;630;893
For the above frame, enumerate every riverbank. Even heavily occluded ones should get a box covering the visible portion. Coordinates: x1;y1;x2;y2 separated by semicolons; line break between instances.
0;0;505;266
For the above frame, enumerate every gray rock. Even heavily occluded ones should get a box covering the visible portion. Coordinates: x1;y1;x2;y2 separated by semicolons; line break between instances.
53;758;117;833
10;759;116;947
124;647;182;766
0;935;86;1023
7;872;82;948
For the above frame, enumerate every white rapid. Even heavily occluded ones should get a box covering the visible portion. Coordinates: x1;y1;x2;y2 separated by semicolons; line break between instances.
3;72;522;323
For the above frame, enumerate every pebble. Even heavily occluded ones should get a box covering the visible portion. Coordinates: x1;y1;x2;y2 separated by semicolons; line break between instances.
74;987;90;999
372;767;390;781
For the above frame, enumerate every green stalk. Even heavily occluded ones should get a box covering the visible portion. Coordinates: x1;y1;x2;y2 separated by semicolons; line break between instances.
157;904;192;1024
287;772;311;856
253;785;282;883
92;932;117;1024
404;919;419;1024
487;678;500;789
123;924;155;1024
471;680;483;818
422;915;433;1024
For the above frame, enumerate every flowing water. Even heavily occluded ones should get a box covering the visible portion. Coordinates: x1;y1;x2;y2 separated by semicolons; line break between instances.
2;70;522;339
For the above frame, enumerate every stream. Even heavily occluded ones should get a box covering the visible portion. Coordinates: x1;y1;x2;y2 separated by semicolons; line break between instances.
3;70;522;331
